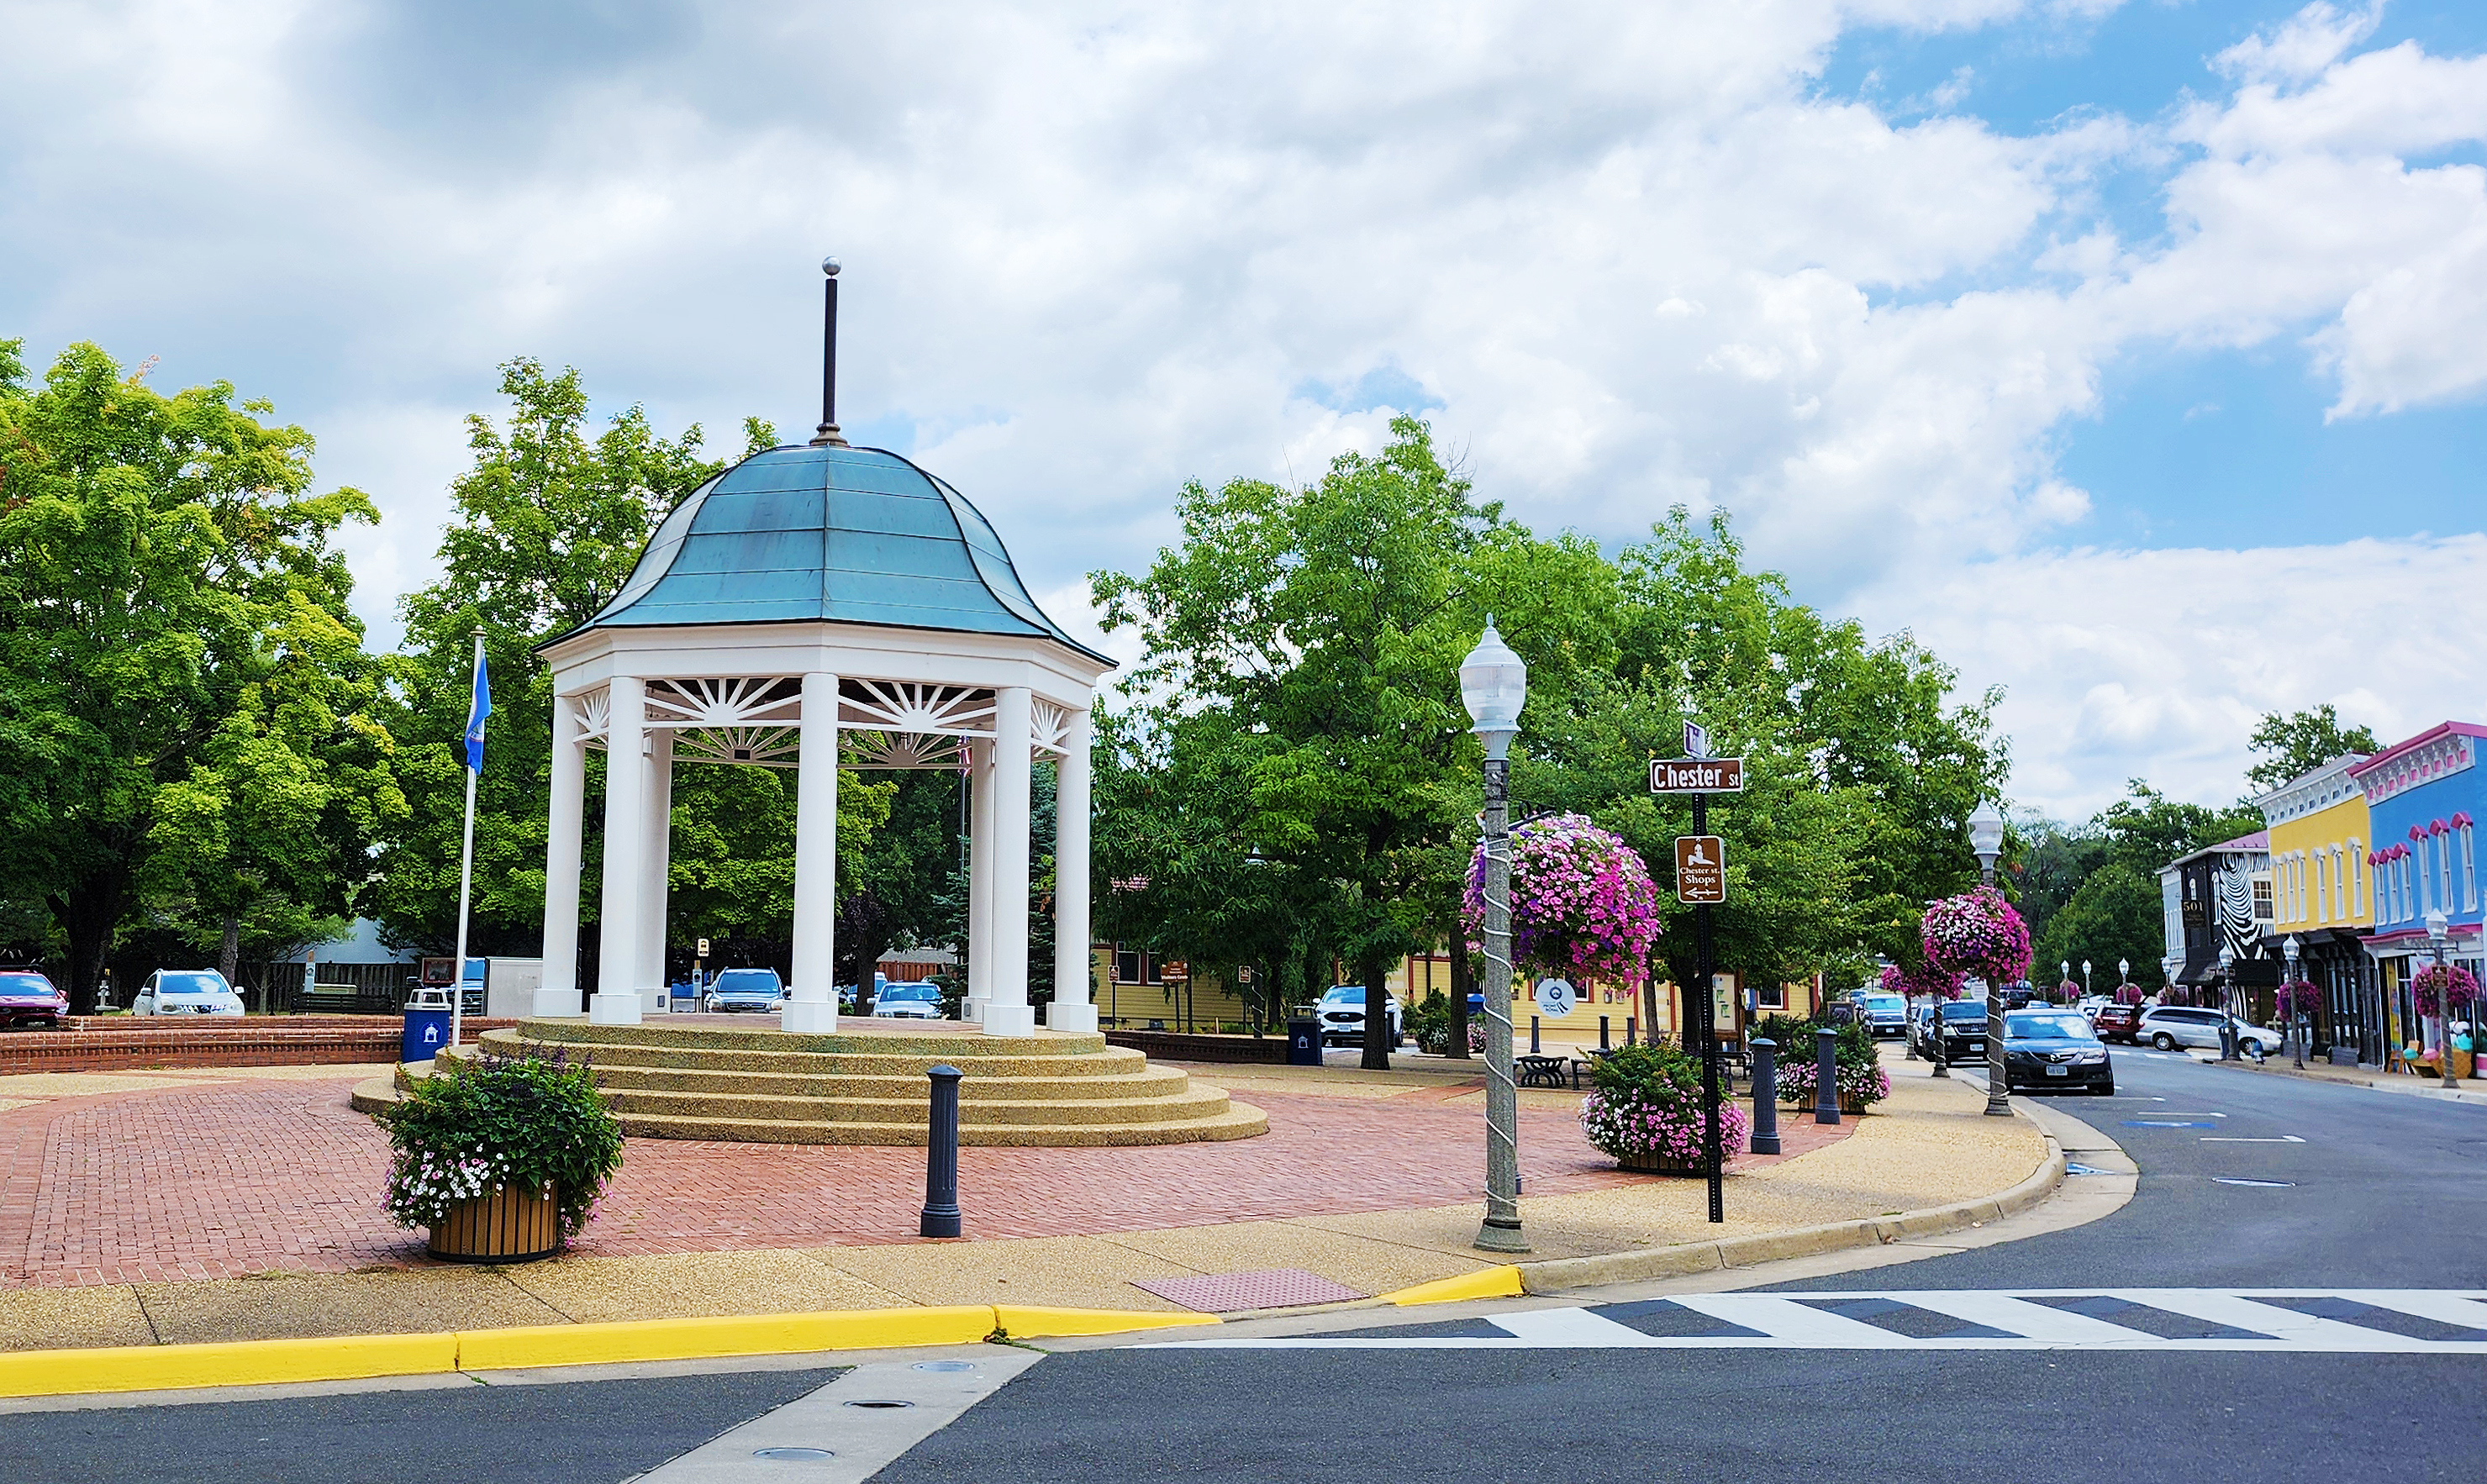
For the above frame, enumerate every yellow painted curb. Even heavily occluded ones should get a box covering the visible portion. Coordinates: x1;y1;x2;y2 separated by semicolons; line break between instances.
454;1306;997;1372
1379;1266;1525;1306
0;1331;459;1401
993;1305;1220;1339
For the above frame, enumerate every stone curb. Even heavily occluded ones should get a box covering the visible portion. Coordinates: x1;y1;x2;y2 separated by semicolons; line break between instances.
2202;1056;2487;1107
1512;1132;2068;1296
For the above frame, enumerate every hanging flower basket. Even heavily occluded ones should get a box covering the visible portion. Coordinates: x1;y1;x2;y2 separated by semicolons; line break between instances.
2274;980;2322;1020
1920;887;2032;985
1464;813;1661;980
2114;983;2144;1005
2411;963;2482;1018
1881;961;1965;1002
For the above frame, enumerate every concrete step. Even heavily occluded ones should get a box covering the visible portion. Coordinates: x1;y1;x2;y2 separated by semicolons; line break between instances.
477;1029;1153;1081
609;1102;1272;1147
515;1019;1112;1058
596;1083;1235;1127
572;1062;1198;1102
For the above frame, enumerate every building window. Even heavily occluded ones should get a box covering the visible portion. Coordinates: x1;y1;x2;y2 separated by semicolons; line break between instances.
1113;946;1165;985
2349;842;2363;920
1756;983;1784;1010
2253;879;2274;921
2316;853;2330;924
2463;824;2477;911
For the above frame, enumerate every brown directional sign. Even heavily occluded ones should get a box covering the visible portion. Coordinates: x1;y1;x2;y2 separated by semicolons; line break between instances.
1676;836;1726;903
1651;757;1744;793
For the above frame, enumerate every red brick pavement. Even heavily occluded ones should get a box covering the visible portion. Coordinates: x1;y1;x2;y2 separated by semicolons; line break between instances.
0;1071;1853;1287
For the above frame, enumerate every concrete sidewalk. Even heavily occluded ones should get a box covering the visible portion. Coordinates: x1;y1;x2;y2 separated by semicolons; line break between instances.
0;1051;2050;1354
2200;1052;2487;1107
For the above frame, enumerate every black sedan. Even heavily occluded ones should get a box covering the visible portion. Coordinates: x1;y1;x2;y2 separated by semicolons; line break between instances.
1910;999;1994;1061
2001;1009;2115;1094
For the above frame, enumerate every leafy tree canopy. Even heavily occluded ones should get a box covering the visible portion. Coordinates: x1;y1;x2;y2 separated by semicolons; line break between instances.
2247;704;2380;795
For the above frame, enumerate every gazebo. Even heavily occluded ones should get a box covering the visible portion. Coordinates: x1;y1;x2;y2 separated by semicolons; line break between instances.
531;439;1112;1038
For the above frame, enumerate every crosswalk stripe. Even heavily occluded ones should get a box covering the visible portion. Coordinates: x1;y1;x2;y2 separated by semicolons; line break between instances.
1145;1290;2487;1354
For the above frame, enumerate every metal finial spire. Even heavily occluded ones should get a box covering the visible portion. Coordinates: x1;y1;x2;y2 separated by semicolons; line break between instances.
809;256;848;448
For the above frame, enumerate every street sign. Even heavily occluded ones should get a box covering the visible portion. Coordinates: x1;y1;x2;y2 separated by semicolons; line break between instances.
1235;965;1252;984
1161;960;1189;983
1651;757;1743;794
1535;977;1576;1018
1676;835;1726;903
696;938;711;958
1683;720;1708;758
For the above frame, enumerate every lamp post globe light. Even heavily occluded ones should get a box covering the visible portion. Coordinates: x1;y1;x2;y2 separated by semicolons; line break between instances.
1460;618;1529;1254
2083;960;2092;997
2425;908;2457;1090
1968;803;2010;1117
2061;960;2071;1002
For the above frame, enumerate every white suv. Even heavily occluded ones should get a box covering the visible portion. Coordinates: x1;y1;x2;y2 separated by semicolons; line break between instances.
133;969;245;1017
1316;986;1402;1048
2137;1005;2280;1055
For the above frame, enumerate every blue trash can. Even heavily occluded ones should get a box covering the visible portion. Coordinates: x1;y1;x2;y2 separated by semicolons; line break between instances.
1287;1018;1323;1066
401;1007;453;1063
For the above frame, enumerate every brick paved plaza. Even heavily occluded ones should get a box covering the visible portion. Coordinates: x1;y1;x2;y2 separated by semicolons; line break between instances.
0;1062;1852;1287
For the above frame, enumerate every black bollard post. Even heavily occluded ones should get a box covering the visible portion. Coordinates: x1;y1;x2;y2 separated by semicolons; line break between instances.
1749;1038;1781;1154
1599;1015;1611;1050
1813;1028;1841;1125
919;1064;963;1238
1531;1016;1541;1054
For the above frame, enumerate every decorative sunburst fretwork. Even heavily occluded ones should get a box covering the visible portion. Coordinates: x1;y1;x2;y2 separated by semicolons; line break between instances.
570;687;611;749
843;732;968;771
644;676;805;731
838;679;995;738
674;726;804;769
1031;698;1075;758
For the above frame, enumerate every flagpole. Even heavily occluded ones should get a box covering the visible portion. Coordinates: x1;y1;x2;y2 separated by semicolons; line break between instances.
451;628;483;1050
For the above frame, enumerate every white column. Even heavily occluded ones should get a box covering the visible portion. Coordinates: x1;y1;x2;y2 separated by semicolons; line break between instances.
535;692;587;1017
592;676;646;1024
784;671;841;1034
966;739;995;1024
637;729;674;1013
1046;706;1097;1034
983;687;1036;1037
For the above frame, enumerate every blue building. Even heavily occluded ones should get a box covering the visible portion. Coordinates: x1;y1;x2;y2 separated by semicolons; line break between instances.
2351;722;2486;1066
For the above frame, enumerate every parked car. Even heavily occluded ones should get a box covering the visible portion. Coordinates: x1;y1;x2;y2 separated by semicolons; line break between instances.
2001;1009;2115;1095
1853;992;1909;1039
131;969;245;1018
2136;1005;2283;1055
0;969;66;1029
703;967;785;1013
1910;999;1994;1060
2092;1003;2144;1043
872;981;946;1018
1317;985;1403;1048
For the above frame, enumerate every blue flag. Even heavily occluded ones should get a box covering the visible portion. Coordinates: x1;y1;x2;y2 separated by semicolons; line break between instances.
463;650;492;773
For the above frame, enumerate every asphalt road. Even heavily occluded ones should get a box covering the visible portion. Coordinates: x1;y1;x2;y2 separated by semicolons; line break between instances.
13;1053;2482;1483
877;1050;2487;1484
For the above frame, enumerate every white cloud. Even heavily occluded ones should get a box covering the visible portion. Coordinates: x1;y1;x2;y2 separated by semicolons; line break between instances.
3;0;2484;816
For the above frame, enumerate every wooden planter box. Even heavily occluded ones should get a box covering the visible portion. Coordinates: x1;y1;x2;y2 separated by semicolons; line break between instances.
428;1184;561;1263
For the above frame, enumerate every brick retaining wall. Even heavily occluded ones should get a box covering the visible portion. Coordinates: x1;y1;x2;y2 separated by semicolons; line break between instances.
1104;1028;1290;1064
0;1018;522;1075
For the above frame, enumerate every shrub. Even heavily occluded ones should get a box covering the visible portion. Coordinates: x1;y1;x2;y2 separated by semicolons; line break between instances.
1580;1041;1747;1166
1756;1016;1889;1108
375;1048;624;1241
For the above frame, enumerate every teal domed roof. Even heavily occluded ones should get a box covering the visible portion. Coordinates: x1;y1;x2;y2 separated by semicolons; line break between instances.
571;444;1106;660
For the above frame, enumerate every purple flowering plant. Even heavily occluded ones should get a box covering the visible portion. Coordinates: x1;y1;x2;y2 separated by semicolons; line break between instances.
1463;813;1661;980
1920;886;2032;984
1881;961;1966;1002
2274;980;2323;1019
2411;963;2482;1018
1579;1041;1747;1166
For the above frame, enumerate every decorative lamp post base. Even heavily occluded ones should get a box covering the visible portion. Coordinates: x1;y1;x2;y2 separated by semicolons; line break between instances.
1473;1218;1531;1255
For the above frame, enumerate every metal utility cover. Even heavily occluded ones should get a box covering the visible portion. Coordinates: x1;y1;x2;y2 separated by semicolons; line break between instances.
1133;1269;1367;1313
1651;757;1744;793
1677;836;1726;903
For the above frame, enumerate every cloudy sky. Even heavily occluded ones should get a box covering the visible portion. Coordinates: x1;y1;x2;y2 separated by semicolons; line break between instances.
5;0;2483;820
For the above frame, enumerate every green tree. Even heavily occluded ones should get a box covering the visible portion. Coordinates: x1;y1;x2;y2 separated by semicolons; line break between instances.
2034;862;2167;991
2097;781;2263;880
1096;418;1505;1069
0;340;397;1009
2247;704;2380;794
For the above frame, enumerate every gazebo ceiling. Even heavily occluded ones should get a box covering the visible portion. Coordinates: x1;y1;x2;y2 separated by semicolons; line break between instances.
562;443;1109;663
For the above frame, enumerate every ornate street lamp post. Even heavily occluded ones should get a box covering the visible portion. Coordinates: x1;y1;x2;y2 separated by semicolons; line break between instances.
2217;943;2237;1059
2083;960;2093;998
2426;908;2458;1091
1970;803;2010;1118
2284;934;2304;1071
2060;960;2070;1004
1461;619;1530;1254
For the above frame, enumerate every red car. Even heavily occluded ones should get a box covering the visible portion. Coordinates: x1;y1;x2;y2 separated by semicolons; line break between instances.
2092;1003;2143;1045
0;970;66;1029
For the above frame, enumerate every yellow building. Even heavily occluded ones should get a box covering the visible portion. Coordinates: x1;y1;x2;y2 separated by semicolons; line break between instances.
2253;753;2376;1056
